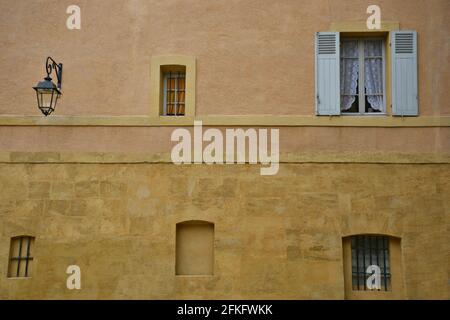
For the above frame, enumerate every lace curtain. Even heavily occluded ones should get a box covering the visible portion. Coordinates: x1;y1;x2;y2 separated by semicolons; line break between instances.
340;41;359;111
340;40;384;112
364;40;383;111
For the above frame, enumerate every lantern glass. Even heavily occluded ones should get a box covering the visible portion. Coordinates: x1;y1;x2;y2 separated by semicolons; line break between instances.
36;88;59;116
33;78;61;116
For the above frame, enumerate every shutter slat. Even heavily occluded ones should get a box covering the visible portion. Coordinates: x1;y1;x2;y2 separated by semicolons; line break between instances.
315;32;340;115
391;31;418;116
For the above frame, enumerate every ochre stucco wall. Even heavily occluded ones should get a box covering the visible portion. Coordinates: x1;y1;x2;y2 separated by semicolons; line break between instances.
0;127;448;156
0;0;449;157
0;0;449;117
0;0;449;300
0;163;448;299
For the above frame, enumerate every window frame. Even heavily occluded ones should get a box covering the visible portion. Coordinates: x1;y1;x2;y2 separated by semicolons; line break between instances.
342;234;406;299
351;235;391;291
340;37;387;115
7;235;35;279
150;55;196;119
163;71;186;117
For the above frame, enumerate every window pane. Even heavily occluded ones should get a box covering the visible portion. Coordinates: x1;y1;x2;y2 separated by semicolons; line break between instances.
167;77;176;89
8;236;34;278
351;235;391;291
364;40;383;112
167;91;175;103
164;72;186;116
23;258;32;277
8;259;19;277
177;77;185;90
9;237;21;257
167;104;175;115
176;104;185;116
340;40;359;112
364;40;382;56
177;91;185;104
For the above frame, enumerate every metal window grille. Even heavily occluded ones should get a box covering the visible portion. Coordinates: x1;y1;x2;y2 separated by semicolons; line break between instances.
163;71;186;116
8;236;34;278
351;235;391;291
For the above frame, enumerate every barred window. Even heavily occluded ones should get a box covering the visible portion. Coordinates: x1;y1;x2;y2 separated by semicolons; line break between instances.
8;236;35;278
351;235;390;291
163;71;185;116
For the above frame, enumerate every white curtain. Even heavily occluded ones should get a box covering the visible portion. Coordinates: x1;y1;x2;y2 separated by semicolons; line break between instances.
364;40;383;111
340;41;359;111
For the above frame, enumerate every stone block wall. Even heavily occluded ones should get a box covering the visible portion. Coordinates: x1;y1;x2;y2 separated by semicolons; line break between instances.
0;162;448;299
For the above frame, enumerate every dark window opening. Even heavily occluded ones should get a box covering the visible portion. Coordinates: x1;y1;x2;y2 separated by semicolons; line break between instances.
351;235;390;291
8;236;35;278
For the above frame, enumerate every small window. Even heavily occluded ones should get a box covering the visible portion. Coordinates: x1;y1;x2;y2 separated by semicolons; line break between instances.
340;38;385;114
7;236;35;278
150;56;195;119
163;69;186;116
176;221;214;275
351;235;390;291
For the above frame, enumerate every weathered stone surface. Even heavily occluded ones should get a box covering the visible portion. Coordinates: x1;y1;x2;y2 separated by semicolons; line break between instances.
0;163;448;299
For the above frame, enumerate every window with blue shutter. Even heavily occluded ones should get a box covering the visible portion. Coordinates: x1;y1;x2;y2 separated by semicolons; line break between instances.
315;32;340;115
391;31;418;116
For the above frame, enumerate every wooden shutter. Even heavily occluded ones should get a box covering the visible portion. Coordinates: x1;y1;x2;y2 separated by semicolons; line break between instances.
391;31;418;116
315;32;340;115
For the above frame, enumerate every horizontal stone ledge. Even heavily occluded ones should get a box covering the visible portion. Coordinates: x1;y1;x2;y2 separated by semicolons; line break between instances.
0;115;449;127
0;152;449;164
